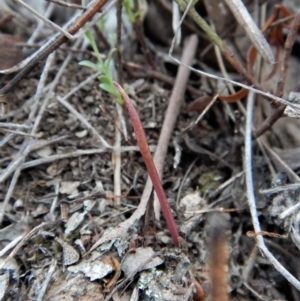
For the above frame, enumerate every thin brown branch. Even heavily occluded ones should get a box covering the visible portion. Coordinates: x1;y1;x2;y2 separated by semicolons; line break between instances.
151;35;199;220
253;9;300;139
0;0;109;97
252;104;286;139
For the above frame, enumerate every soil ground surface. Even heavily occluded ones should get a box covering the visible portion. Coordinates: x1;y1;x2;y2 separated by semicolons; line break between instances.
1;0;300;300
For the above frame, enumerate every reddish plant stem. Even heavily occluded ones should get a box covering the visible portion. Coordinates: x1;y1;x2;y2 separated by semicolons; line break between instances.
114;82;179;247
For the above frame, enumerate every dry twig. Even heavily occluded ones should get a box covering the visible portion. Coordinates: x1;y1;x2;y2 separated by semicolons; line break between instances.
152;34;199;219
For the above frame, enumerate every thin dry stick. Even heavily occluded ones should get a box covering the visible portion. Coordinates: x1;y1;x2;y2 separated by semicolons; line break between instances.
21;146;153;170
0;222;55;270
113;116;122;206
0;38;82;183
0;122;32;129
36;261;57;301
253;9;300;139
28;2;55;44
260;182;300;194
169;42;300;111
0;168;22;224
0;128;35;137
212;22;247;116
262;142;300;182
0;235;23;257
152;34;199;219
46;0;88;10
245;90;300;291
0;52;56;224
172;1;181;45
279;201;300;220
57;96;111;148
188;94;218;128
224;0;274;64
14;0;74;40
0;0;112;95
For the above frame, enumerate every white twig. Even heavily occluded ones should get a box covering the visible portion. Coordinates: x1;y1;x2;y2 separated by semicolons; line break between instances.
279;201;300;220
224;0;274;64
188;94;218;129
36;261;57;301
30;53;57;129
0;128;35;137
0;222;54;270
245;90;300;291
260;183;300;194
57;96;112;148
172;1;181;45
0;0;117;74
262;143;300;183
0;53;56;225
0;235;23;257
0;168;22;224
113;113;121;206
0;39;80;183
21;146;153;170
0;123;32;129
27;2;55;43
50;182;60;215
14;0;74;40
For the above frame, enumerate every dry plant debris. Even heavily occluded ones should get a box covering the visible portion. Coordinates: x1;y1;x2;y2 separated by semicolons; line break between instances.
1;0;300;300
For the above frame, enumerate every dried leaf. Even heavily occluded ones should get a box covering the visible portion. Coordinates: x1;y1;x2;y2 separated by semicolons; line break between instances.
121;247;164;277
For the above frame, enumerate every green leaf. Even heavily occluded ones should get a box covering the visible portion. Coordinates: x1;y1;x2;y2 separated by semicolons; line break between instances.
99;83;119;96
84;30;103;65
102;48;116;79
79;60;102;72
99;75;112;84
107;48;116;62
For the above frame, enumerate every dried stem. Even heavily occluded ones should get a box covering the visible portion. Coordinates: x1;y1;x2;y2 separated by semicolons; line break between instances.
152;34;199;219
175;0;261;88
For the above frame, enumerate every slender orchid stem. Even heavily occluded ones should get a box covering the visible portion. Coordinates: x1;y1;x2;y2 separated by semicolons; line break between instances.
114;82;179;246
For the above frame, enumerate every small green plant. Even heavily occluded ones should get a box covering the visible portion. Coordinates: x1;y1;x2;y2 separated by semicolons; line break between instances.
79;30;123;104
79;29;179;246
